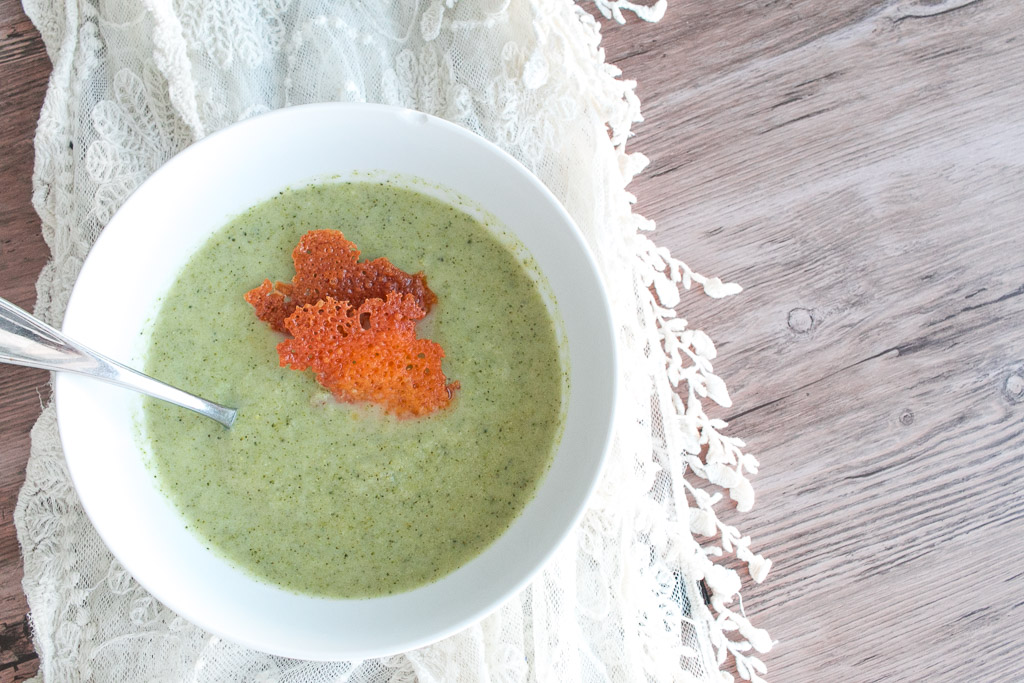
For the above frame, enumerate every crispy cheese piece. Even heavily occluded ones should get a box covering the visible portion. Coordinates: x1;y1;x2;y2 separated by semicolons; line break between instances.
245;230;437;333
278;293;458;417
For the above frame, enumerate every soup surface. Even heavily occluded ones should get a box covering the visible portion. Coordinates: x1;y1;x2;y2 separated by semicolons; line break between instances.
143;181;565;597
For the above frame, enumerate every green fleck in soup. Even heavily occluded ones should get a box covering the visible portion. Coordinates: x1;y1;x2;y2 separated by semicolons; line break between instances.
142;181;566;598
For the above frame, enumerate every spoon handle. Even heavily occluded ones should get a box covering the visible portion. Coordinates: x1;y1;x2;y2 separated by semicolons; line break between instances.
0;297;236;428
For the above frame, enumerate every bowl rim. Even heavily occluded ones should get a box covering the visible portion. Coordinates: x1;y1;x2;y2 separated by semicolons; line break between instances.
55;102;619;660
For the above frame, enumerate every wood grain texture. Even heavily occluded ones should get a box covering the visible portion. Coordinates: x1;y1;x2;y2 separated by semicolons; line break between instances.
600;0;1024;680
1;0;1021;681
0;0;49;679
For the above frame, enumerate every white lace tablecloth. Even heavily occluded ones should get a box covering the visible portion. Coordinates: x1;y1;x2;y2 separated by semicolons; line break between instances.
15;0;771;680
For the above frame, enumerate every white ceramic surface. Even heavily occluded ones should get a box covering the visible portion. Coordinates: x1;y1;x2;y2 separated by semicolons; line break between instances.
56;103;617;660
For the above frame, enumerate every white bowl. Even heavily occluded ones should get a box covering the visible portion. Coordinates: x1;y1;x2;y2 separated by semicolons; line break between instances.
57;103;617;660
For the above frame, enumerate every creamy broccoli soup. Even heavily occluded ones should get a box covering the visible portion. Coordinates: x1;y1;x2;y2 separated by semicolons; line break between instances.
142;181;565;597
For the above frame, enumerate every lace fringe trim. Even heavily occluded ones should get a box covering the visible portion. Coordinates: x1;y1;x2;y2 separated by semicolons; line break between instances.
580;3;774;680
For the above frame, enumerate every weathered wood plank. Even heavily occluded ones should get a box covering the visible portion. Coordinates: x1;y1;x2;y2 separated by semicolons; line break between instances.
602;0;1024;680
0;617;36;683
607;0;889;93
0;0;50;679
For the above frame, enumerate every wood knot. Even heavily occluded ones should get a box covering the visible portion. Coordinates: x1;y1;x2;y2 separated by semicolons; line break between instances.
899;409;915;426
1004;373;1024;404
787;308;814;334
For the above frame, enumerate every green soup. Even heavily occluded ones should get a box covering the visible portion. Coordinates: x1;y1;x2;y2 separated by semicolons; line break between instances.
142;181;565;598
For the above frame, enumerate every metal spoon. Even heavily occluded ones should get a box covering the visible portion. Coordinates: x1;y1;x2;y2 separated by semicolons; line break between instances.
0;297;236;428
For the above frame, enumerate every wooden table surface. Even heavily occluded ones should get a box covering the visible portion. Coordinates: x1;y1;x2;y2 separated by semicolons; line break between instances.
2;1;1022;681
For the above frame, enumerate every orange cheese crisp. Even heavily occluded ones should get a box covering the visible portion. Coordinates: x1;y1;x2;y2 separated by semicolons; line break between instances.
277;293;458;417
245;229;437;333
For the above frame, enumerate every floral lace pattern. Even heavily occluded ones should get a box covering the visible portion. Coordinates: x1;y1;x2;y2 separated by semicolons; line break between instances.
16;0;771;681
